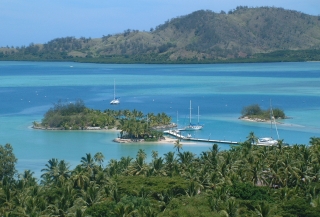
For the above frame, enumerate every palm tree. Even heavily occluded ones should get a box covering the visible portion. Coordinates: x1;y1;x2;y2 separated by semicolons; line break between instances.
278;153;300;187
113;203;137;217
310;137;320;147
164;152;178;177
128;149;148;176
71;166;90;189
0;185;15;215
56;160;71;183
185;181;203;197
25;196;47;217
41;158;70;184
119;156;133;175
178;151;194;166
174;139;183;153
200;144;219;170
123;109;132;119
80;183;104;207
138;206;157;217
151;150;158;160
132;109;139;120
137;149;147;160
111;187;122;203
206;171;225;190
94;152;105;167
255;201;274;217
137;111;144;120
246;131;257;145
41;158;59;183
19;170;37;187
32;121;39;128
223;198;238;217
81;153;96;176
310;195;320;208
149;157;166;176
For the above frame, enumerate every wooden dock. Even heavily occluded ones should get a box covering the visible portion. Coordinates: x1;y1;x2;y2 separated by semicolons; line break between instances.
163;130;238;145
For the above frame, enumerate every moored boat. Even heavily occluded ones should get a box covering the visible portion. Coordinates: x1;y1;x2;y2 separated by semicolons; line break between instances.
256;137;278;146
183;100;203;131
257;100;280;146
110;79;120;105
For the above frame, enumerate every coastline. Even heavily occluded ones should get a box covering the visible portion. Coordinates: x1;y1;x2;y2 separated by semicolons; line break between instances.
32;125;121;132
32;125;184;145
113;136;197;145
239;116;283;124
113;136;177;144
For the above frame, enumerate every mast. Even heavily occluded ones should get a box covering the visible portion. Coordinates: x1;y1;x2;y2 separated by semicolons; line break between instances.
189;100;192;125
270;99;280;140
113;79;116;100
270;99;272;137
177;111;179;128
198;106;200;124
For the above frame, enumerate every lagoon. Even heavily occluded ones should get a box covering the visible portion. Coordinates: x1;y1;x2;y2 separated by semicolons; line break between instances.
1;61;320;178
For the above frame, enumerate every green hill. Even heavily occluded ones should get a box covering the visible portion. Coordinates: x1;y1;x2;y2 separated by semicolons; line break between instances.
1;6;320;63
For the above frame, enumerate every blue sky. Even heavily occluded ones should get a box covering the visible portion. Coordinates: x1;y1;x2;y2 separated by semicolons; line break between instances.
1;0;319;47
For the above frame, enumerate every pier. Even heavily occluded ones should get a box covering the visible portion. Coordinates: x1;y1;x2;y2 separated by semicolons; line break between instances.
163;130;238;145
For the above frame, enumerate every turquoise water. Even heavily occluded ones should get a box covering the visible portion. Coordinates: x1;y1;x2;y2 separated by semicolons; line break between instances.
1;61;320;178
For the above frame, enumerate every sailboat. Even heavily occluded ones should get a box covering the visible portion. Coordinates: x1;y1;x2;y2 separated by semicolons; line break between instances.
110;79;120;105
257;100;279;146
183;100;203;131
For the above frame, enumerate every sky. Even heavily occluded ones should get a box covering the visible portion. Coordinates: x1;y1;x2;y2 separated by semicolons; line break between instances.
0;0;319;47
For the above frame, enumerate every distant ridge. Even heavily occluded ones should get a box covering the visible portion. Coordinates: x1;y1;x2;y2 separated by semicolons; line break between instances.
1;6;320;63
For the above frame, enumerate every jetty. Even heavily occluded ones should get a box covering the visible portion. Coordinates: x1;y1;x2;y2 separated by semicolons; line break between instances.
163;130;238;145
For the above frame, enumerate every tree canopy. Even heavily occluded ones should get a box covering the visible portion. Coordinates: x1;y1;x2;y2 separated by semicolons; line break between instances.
2;136;320;216
35;100;172;141
0;143;17;181
241;104;285;120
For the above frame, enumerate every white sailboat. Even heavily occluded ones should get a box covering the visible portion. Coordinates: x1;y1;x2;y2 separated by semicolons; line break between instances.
110;79;120;105
257;100;279;146
183;100;203;131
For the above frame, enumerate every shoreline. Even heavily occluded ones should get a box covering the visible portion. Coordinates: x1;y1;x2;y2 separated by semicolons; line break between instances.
239;116;284;124
32;125;187;145
113;136;197;145
32;123;177;132
239;116;308;128
113;136;177;144
32;126;121;132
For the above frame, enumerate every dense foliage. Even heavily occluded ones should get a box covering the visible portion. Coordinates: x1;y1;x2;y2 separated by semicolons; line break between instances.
35;100;171;141
241;104;285;120
2;136;320;216
1;7;320;63
0;144;17;181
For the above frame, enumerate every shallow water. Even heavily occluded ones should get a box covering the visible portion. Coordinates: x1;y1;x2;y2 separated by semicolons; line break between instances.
1;61;320;178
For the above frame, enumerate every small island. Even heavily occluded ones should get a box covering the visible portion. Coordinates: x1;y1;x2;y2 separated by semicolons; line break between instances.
239;104;286;123
33;100;177;142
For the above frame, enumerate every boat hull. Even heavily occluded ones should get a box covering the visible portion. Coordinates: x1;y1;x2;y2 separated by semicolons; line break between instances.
183;125;203;131
110;99;120;105
256;137;278;146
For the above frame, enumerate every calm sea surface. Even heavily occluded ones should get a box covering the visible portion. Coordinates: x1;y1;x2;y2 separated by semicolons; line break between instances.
1;61;320;177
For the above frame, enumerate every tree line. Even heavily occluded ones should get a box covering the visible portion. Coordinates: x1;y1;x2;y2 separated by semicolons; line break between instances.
1;135;320;216
241;104;285;120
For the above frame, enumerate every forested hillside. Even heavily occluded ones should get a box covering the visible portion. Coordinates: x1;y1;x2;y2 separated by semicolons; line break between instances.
1;6;320;63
